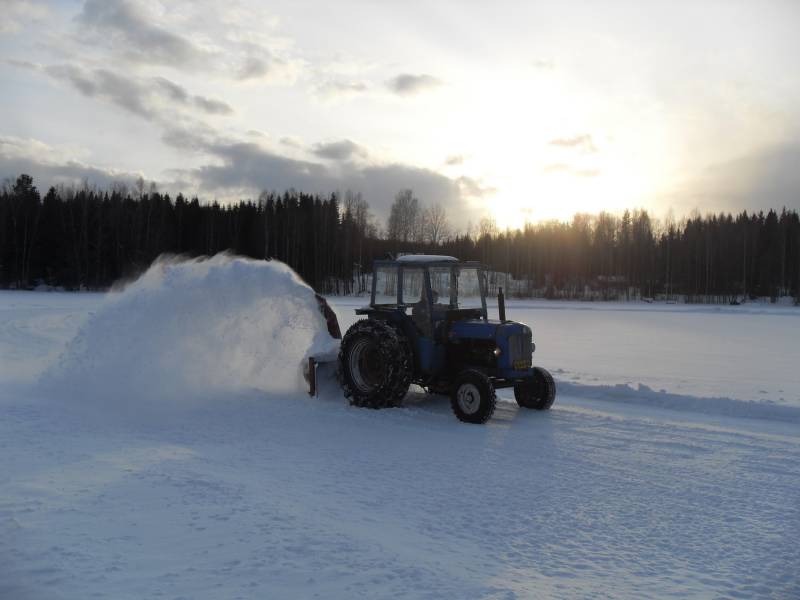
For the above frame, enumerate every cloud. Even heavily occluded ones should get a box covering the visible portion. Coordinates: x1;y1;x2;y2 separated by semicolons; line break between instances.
192;96;234;115
312;139;367;161
78;0;209;68
548;134;597;153
1;128;485;230
161;127;481;226
226;41;302;84
279;136;303;148
444;154;465;166
0;136;142;189
543;163;600;177
669;143;800;214
153;76;189;103
47;65;152;117
28;63;232;120
171;137;334;193
238;56;270;80
0;0;50;34
315;79;369;99
386;73;442;96
456;176;495;197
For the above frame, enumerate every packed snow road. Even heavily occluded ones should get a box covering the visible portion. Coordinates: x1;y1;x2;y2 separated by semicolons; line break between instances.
1;262;799;599
2;384;799;599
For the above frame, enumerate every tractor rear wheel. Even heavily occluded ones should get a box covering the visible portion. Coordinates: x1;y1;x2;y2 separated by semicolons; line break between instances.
514;367;556;410
338;320;411;409
450;370;496;424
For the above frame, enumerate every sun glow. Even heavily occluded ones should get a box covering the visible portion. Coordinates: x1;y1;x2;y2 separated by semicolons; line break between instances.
420;65;669;230
486;164;649;230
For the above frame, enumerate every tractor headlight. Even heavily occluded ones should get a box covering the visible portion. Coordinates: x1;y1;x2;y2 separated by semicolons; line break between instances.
493;347;502;357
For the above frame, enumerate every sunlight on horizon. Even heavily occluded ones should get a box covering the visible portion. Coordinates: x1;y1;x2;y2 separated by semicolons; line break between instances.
485;159;655;228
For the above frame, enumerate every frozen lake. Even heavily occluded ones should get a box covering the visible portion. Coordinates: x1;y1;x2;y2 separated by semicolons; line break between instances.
1;275;799;599
330;296;800;408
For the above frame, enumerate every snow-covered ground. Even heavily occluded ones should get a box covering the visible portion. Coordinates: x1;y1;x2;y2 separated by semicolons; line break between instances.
1;259;799;599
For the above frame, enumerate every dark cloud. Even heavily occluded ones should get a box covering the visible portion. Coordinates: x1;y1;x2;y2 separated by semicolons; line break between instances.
1;147;141;191
44;64;99;97
238;56;271;80
236;51;295;82
312;139;366;161
386;73;442;96
671;143;800;214
78;0;208;68
549;134;597;153
162;128;480;226
46;65;152;117
153;76;189;103
37;64;232;119
185;140;334;192
192;96;233;115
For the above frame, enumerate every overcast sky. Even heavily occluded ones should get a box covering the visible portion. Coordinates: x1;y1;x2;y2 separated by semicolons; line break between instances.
2;0;799;229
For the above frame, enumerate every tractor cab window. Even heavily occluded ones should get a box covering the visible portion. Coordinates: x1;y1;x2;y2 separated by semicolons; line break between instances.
429;267;454;308
455;267;485;311
403;267;433;335
373;266;398;304
402;268;425;305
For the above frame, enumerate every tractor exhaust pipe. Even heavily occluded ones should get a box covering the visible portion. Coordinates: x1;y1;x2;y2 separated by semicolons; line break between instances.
498;286;506;322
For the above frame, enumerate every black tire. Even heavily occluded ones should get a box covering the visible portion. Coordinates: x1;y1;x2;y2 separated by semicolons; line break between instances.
514;367;556;410
338;320;411;409
450;370;496;424
391;332;413;406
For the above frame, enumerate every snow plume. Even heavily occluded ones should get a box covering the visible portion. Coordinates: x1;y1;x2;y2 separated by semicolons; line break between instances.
41;254;338;414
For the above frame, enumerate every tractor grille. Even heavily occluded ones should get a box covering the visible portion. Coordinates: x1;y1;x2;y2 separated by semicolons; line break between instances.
508;330;532;369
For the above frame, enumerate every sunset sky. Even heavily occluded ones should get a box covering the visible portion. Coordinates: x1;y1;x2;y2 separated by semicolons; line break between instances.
2;0;799;230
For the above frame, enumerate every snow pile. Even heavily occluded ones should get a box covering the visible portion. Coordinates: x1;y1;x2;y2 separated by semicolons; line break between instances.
41;254;337;412
559;381;800;424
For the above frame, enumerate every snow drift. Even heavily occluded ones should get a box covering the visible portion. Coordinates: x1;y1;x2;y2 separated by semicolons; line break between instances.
557;381;800;425
41;254;338;412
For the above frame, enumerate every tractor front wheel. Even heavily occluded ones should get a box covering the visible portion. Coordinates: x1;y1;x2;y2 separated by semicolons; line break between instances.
338;320;411;409
514;367;556;410
450;370;496;424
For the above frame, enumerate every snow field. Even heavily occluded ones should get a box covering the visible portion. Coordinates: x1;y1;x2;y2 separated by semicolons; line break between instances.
1;257;799;599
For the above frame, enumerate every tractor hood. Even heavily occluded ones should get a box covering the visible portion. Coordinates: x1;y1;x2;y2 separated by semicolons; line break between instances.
448;319;535;372
448;319;530;341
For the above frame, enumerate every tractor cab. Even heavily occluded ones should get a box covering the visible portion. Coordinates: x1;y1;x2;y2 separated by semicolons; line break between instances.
361;254;487;334
338;255;556;423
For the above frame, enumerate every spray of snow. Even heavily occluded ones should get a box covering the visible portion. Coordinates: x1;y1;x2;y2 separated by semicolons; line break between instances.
40;254;338;414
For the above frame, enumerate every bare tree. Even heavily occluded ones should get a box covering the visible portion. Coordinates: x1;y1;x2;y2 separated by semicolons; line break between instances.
386;189;419;242
479;215;497;238
423;203;450;244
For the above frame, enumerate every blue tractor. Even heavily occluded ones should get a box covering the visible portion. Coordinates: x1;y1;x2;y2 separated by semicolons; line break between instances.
338;255;555;423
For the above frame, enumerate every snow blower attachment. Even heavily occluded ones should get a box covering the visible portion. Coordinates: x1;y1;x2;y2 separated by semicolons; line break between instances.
306;294;342;397
336;255;555;424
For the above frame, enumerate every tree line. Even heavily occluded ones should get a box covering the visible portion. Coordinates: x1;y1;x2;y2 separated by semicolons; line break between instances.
1;174;799;303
